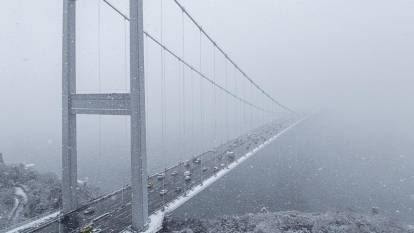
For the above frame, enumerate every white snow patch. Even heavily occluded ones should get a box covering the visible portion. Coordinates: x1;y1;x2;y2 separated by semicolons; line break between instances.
24;164;35;169
14;187;27;204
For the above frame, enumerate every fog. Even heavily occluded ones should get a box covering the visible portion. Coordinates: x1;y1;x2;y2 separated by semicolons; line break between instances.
1;0;414;225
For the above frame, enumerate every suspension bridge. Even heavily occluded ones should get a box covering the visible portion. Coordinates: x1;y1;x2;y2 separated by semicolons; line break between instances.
4;0;303;232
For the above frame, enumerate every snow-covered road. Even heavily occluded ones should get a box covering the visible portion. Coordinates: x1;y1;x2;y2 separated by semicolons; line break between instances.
7;187;28;226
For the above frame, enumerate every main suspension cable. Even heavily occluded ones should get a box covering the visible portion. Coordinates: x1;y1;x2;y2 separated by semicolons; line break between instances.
172;0;296;115
100;0;275;115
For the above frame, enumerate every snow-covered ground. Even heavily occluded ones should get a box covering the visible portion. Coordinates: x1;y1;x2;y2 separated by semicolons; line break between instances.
162;210;414;233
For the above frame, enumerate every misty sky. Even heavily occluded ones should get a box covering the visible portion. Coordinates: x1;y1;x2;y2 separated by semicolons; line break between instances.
0;0;413;188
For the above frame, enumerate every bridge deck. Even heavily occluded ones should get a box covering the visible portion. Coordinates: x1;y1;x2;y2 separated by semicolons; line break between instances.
5;118;298;233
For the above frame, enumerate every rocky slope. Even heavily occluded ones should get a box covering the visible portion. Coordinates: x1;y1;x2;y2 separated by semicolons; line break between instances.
162;210;414;233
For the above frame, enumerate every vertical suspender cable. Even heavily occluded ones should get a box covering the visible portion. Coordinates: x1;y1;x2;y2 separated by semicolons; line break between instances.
233;67;238;136
230;66;234;139
212;46;216;145
253;85;256;128
242;76;246;133
160;0;166;154
190;62;195;155
160;0;166;206
199;29;204;183
237;70;241;136
181;11;189;195
241;79;244;134
199;30;203;152
181;11;186;152
97;1;102;93
237;73;241;135
191;61;195;155
249;83;252;131
177;56;182;158
122;18;129;203
235;68;239;137
97;0;102;187
224;58;228;141
248;83;252;131
250;87;253;130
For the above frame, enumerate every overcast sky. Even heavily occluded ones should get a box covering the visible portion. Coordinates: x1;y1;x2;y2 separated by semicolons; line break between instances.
0;0;413;185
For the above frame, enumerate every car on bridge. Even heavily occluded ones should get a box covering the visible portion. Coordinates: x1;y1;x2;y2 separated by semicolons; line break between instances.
79;225;102;233
80;225;93;233
193;158;201;164
226;151;235;160
157;173;165;180
159;189;168;196
83;207;95;216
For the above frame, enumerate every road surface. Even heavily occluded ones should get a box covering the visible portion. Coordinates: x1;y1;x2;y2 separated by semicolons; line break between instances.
7;118;296;233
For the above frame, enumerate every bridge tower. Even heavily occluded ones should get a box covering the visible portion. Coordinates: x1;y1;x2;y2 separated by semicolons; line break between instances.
62;0;148;230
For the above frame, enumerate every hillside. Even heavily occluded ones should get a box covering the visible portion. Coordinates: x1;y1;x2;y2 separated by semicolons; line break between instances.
0;162;98;230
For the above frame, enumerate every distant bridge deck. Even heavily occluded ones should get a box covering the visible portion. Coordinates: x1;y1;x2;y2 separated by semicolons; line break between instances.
4;117;303;233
